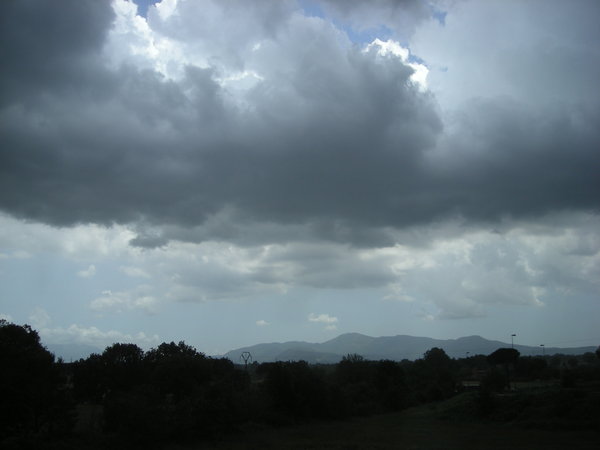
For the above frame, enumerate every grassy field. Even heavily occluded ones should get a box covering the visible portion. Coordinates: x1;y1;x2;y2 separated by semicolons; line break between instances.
188;393;599;450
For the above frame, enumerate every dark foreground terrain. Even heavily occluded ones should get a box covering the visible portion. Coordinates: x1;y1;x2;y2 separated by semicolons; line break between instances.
195;392;599;450
13;394;600;450
2;320;599;449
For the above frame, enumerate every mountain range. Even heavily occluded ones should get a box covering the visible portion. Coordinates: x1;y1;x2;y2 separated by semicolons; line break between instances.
44;333;596;363
223;333;597;364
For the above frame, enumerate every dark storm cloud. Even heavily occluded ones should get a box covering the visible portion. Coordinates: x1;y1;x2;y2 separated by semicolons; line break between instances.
1;0;599;248
431;100;600;222
0;0;115;106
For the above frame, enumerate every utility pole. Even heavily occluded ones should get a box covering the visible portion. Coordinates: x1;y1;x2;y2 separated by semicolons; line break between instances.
240;351;253;370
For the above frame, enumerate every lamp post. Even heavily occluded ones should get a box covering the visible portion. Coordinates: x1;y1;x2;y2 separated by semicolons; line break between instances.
466;351;470;359
511;334;516;349
540;344;545;356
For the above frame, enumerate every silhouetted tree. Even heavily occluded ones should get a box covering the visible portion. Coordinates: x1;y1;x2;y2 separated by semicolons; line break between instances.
258;361;332;422
582;352;596;365
145;341;210;398
374;360;408;411
101;342;145;392
0;320;71;439
337;353;369;384
515;356;547;380
410;348;456;401
423;347;452;370
334;354;380;414
487;348;520;389
100;340;248;443
72;352;104;402
72;342;145;403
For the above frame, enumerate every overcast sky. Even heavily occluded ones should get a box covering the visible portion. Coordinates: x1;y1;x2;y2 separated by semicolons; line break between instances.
1;0;599;356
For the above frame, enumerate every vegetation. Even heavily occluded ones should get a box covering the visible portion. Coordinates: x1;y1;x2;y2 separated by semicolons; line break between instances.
1;320;599;449
0;320;73;444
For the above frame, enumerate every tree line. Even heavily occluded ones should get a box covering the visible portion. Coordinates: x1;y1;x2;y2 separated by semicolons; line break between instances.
1;319;599;448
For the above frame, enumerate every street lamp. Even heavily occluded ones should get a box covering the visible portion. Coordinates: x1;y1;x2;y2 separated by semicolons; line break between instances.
511;334;516;349
466;351;470;359
540;344;545;356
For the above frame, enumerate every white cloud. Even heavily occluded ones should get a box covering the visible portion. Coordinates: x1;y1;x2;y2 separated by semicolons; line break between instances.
29;307;51;328
308;313;337;323
256;319;269;327
308;313;339;331
365;38;429;90
377;214;600;319
90;287;158;314
411;0;600;111
1;209;598;324
0;313;14;322
154;0;179;21
39;324;160;349
120;265;150;278
77;264;96;278
308;312;339;331
0;214;136;260
0;250;30;260
367;38;409;60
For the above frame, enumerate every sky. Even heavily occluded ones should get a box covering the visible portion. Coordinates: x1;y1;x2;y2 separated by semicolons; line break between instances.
1;0;599;357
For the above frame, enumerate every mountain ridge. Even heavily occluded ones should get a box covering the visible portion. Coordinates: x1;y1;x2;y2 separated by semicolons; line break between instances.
223;332;596;363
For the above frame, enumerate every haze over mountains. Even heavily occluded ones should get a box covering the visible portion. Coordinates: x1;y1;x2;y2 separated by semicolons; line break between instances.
223;333;596;364
46;343;103;362
44;333;596;363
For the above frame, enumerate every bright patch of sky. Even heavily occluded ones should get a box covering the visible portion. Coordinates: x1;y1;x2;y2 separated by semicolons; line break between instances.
132;0;158;18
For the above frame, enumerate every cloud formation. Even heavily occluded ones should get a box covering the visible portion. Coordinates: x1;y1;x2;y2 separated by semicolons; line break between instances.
40;323;160;349
2;0;597;250
1;0;599;335
308;313;339;330
90;287;158;314
78;265;97;278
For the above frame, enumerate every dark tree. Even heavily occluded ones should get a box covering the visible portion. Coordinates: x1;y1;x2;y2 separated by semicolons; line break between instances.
0;320;71;439
515;356;548;380
337;353;370;385
487;348;520;389
72;352;104;402
144;341;210;398
374;360;408;411
101;343;145;392
258;361;332;421
404;348;456;402
73;342;146;401
341;353;365;363
487;348;520;366
423;347;452;371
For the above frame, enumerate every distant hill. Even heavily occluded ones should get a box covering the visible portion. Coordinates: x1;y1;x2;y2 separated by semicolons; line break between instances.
224;333;596;363
46;343;102;362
